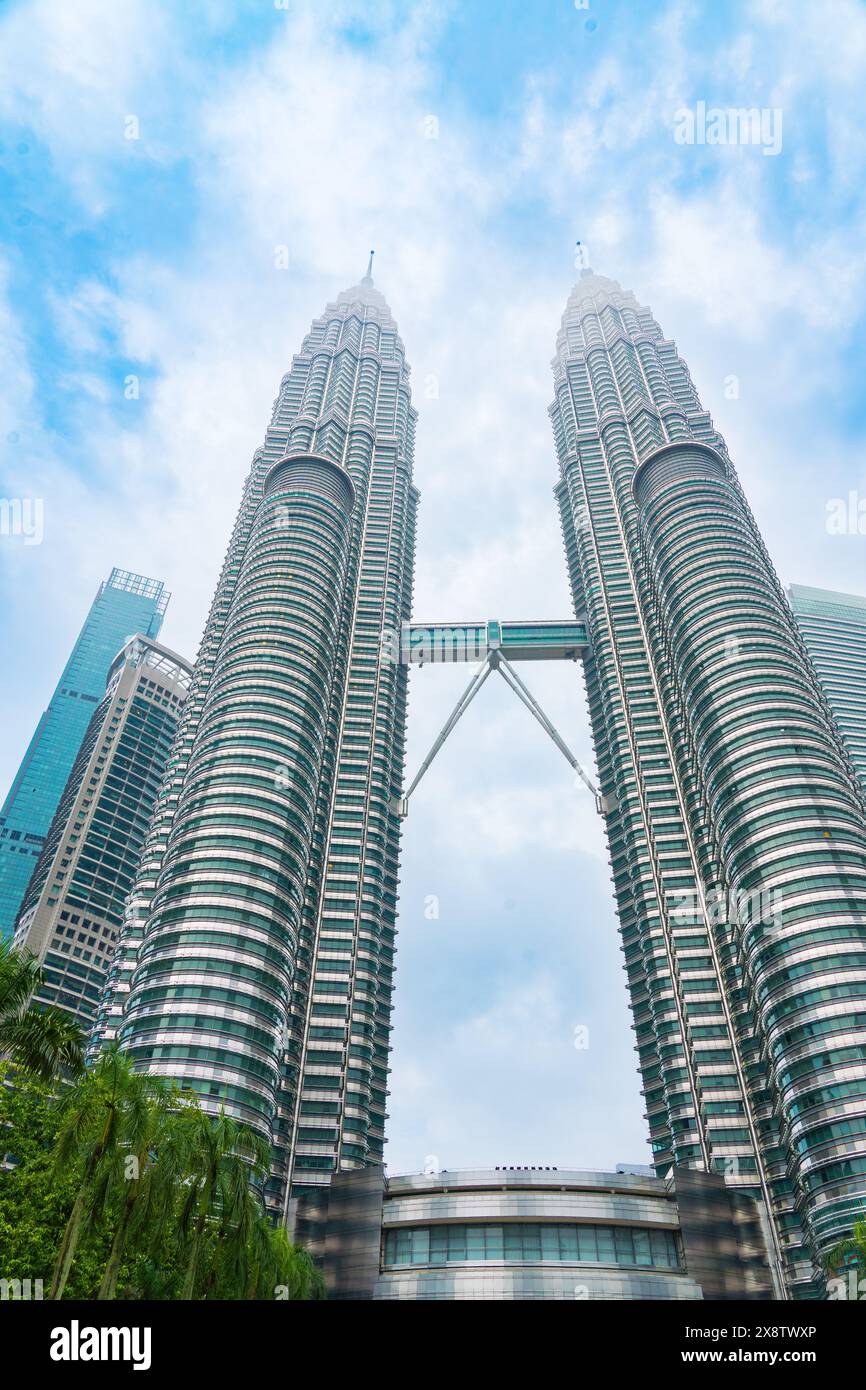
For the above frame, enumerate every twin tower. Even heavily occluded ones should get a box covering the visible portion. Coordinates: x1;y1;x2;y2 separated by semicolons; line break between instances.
92;264;866;1298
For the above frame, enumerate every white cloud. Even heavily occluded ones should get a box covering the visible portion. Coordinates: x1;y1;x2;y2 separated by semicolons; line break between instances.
434;782;606;860
648;180;866;336
0;0;187;210
0;259;35;438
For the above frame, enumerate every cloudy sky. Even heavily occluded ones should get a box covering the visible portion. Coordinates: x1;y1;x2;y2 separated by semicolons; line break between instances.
1;0;865;1176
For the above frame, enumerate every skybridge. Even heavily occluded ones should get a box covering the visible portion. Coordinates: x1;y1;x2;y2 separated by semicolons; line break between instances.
394;616;613;818
399;618;589;666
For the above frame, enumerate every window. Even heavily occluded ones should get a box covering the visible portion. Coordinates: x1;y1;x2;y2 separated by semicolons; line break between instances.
382;1222;681;1270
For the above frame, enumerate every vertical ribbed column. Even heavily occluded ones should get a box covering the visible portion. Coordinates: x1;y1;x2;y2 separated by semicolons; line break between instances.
549;270;823;1292
633;441;866;1265
120;455;355;1139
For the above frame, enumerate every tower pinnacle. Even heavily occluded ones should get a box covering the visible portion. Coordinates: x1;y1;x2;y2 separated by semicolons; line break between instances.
363;249;375;284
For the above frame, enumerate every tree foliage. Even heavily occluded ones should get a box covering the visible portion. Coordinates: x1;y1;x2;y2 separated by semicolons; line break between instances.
826;1218;866;1283
0;1054;324;1301
0;941;84;1082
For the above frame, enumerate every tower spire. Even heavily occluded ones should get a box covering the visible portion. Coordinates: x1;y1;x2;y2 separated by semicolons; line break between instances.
363;249;374;284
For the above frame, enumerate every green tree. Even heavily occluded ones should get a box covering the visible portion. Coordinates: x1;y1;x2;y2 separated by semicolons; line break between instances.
94;1081;195;1299
0;941;84;1081
826;1218;866;1288
263;1224;325;1301
1;1048;325;1302
0;1065;106;1296
49;1043;150;1299
177;1107;271;1299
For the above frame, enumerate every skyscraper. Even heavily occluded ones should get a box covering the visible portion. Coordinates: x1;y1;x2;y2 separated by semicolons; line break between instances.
13;635;191;1031
551;269;866;1296
0;569;169;939
105;263;417;1213
789;584;866;796
93;265;866;1297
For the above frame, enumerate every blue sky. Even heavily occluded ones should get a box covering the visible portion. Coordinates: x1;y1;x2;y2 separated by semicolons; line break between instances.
2;0;866;1175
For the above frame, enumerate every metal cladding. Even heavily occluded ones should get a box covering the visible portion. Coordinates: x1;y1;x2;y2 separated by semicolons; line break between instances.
551;269;866;1296
633;439;866;1271
789;584;866;799
120;454;355;1135
101;268;418;1211
290;1165;777;1301
12;635;191;1032
88;263;866;1295
0;569;169;940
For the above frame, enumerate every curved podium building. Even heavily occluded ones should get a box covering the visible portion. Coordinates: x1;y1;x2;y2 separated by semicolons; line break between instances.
289;1165;778;1301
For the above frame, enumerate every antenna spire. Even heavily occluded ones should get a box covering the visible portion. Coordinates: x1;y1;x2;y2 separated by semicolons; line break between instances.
363;249;374;284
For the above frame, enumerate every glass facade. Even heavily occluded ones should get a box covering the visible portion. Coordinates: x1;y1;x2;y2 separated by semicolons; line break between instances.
383;1222;681;1269
0;569;168;939
788;584;866;797
120;457;356;1135
12;636;191;1031
291;1166;776;1300
99;268;418;1215
551;270;866;1297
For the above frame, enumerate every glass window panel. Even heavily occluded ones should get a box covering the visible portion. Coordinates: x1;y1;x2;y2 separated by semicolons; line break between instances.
409;1227;429;1264
666;1232;679;1268
614;1227;635;1264
521;1225;542;1260
576;1226;598;1261
632;1228;652;1265
385;1221;680;1270
465;1226;485;1257
595;1228;616;1263
558;1226;579;1260
429;1228;448;1263
484;1225;504;1260
446;1227;467;1262
540;1226;560;1260
504;1226;523;1262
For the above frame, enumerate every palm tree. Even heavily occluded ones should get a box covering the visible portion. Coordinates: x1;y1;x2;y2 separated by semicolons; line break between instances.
49;1043;150;1298
255;1223;325;1300
177;1107;271;1299
95;1080;194;1299
826;1217;866;1294
0;941;83;1081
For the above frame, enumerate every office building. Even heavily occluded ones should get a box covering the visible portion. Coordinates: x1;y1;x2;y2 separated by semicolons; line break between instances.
13;635;191;1031
551;269;866;1295
789;583;866;795
289;1164;779;1301
104;262;417;1215
0;569;168;938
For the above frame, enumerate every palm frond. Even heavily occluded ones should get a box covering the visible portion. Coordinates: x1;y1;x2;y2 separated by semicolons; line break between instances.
0;1005;84;1082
